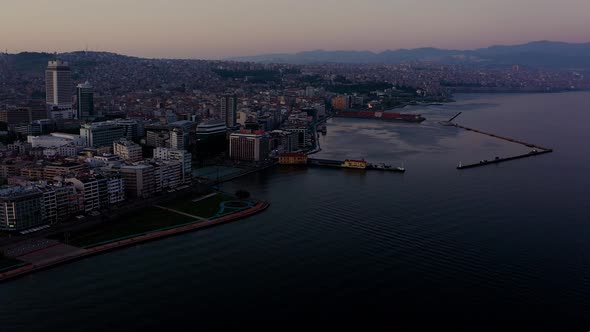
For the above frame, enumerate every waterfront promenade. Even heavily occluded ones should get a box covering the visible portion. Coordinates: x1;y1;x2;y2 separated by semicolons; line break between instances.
0;199;269;283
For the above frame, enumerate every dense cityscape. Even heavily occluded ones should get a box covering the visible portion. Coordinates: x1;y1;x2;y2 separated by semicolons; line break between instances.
0;50;588;235
3;0;590;327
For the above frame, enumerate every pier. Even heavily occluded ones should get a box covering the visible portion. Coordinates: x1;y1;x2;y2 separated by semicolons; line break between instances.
307;158;405;173
445;113;553;170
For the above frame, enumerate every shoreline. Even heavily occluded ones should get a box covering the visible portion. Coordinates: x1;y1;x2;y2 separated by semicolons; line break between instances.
0;200;270;284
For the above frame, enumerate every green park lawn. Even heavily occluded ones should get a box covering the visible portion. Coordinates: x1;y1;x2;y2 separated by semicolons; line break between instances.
53;207;196;248
51;193;250;249
159;193;235;219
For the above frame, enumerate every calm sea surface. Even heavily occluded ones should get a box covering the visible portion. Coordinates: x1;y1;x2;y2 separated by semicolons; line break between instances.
1;92;589;330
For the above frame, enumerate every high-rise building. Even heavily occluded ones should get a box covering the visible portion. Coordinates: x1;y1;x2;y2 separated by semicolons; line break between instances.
46;60;73;119
229;131;269;162
76;81;94;119
220;95;237;127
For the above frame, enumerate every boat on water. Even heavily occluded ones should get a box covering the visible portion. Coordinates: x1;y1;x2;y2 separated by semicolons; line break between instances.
342;159;368;169
335;110;425;123
369;162;406;173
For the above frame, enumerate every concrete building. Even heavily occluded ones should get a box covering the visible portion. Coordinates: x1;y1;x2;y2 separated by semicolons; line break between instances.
105;176;125;205
42;162;88;181
331;95;352;111
28;133;85;148
153;160;183;192
120;165;155;199
220;95;237;127
7;141;32;155
153;147;192;182
195;120;227;157
229;131;269;162
37;183;78;224
0;107;47;124
113;139;142;162
146;130;170;148
65;177;100;213
80;122;125;147
76;81;94;119
0;186;44;232
170;128;188;150
284;127;311;149
111;119;144;140
65;174;124;213
13;119;54;137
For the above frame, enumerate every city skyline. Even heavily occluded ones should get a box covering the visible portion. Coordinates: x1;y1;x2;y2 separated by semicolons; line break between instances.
1;0;589;59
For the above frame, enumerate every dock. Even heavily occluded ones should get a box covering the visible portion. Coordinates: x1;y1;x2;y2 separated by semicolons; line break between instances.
307;158;405;173
444;113;553;170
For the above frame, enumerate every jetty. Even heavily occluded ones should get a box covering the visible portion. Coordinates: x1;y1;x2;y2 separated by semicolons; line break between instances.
307;158;405;173
442;113;553;170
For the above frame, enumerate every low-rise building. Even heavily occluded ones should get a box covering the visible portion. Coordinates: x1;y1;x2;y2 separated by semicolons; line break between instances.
113;139;143;162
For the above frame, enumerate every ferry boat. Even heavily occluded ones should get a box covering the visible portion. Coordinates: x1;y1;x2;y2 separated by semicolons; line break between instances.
342;159;367;169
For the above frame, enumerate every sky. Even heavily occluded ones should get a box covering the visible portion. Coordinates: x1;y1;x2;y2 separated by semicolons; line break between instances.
1;0;589;59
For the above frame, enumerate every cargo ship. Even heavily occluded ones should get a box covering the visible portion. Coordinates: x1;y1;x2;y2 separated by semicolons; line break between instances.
335;110;425;123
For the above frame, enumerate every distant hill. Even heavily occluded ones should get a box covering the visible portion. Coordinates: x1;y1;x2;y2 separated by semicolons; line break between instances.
1;51;134;73
227;41;590;69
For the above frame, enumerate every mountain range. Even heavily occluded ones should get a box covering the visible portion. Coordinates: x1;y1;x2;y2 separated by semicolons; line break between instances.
227;41;590;69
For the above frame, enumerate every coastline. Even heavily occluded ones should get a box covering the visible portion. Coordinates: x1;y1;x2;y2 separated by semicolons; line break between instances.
0;200;270;283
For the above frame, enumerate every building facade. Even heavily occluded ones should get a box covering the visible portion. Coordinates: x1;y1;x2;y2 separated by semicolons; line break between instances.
153;147;192;182
76;81;94;119
80;122;126;147
120;165;156;199
220;95;237;127
46;60;73;119
0;187;44;232
229;131;269;162
113;139;143;162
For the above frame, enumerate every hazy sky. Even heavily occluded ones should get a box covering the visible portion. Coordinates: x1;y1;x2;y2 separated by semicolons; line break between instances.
1;0;589;59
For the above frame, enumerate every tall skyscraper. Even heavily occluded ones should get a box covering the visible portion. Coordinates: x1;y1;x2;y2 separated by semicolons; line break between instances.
220;95;237;128
45;60;73;119
76;81;94;119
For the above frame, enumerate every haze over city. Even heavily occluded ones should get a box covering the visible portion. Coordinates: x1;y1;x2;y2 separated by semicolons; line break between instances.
2;0;590;330
1;0;590;58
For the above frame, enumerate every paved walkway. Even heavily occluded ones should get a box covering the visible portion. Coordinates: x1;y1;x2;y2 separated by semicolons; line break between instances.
0;201;269;283
153;205;208;221
192;192;217;203
17;244;87;266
